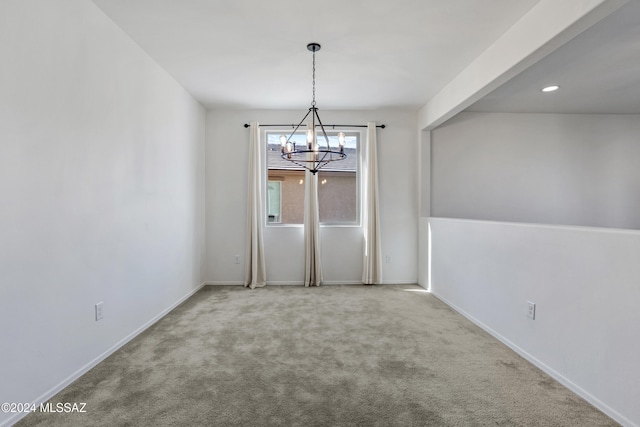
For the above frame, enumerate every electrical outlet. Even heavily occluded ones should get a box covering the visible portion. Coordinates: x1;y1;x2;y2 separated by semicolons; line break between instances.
385;255;392;263
527;301;536;320
234;255;240;264
95;302;104;321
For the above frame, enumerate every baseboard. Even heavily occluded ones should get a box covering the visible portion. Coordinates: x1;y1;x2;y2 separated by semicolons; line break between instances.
206;281;359;286
1;282;206;427
430;290;636;427
321;280;362;285
267;281;305;286
207;281;363;286
204;281;244;286
381;281;419;285
204;281;419;286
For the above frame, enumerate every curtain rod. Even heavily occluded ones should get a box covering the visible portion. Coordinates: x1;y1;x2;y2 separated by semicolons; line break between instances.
243;123;386;129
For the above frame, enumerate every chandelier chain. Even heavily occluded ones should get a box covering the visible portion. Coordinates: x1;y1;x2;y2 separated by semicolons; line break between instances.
311;50;316;107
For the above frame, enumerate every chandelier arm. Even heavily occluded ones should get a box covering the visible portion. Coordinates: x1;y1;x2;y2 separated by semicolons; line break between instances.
313;160;333;174
317;149;330;164
280;148;345;174
287;108;314;144
282;149;344;160
312;108;331;148
285;159;314;171
279;159;328;175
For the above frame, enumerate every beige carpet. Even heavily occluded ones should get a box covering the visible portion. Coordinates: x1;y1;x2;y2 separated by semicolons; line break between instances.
17;285;617;426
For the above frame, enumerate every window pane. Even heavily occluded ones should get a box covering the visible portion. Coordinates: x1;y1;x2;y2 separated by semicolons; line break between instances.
318;171;357;223
267;170;304;224
266;131;359;225
267;181;281;223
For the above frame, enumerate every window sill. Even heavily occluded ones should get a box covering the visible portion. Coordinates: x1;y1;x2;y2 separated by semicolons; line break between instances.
266;223;362;228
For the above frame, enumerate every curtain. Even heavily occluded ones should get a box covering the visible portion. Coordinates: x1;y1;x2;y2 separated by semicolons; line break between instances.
304;166;323;287
362;122;382;285
244;122;266;289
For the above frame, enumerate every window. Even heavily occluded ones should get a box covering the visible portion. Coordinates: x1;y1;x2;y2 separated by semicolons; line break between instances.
266;130;360;225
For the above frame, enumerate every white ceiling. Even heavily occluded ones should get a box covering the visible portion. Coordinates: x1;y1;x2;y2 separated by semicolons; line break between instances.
91;0;639;115
467;0;640;114
91;0;540;110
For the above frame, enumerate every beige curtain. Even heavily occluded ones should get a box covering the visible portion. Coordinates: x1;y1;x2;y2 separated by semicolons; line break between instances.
244;122;266;289
362;122;382;284
304;167;322;287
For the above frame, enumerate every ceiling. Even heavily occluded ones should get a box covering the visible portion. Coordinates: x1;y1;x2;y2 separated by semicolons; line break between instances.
467;0;640;114
91;0;639;115
91;0;540;110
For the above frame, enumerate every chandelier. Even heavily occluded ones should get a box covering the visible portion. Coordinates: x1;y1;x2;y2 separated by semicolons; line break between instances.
280;43;346;175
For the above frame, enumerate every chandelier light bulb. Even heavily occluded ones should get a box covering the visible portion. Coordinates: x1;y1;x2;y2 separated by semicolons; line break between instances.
280;134;287;147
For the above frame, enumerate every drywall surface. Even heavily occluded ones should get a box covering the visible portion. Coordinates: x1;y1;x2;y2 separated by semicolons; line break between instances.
431;112;640;230
205;109;418;285
0;2;205;424
429;217;640;426
418;0;626;129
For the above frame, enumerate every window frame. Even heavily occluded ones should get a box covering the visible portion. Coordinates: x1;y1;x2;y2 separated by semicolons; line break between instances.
264;128;363;228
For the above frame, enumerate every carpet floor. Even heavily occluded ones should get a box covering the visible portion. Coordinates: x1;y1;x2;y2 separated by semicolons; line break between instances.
17;285;617;426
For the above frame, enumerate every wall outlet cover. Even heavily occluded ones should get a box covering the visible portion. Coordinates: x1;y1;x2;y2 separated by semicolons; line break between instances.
95;302;104;321
527;301;536;320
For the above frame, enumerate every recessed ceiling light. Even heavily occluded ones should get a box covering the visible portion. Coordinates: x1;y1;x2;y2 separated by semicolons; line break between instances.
542;85;560;92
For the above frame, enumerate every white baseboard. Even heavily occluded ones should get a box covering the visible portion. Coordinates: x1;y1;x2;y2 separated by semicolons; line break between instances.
267;281;304;286
381;281;419;285
321;281;362;285
207;281;358;286
1;282;206;427
325;281;418;286
430;290;636;427
204;281;419;287
207;281;366;286
204;281;244;286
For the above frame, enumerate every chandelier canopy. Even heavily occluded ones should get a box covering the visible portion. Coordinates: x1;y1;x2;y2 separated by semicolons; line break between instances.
280;43;346;175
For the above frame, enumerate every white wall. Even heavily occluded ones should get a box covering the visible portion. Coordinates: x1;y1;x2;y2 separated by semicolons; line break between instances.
417;129;431;287
0;2;205;425
206;109;418;285
429;218;640;427
424;111;640;426
431;112;640;230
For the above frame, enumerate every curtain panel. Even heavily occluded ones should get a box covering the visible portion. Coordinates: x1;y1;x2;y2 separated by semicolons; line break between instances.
304;164;323;286
362;122;382;284
244;122;266;288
